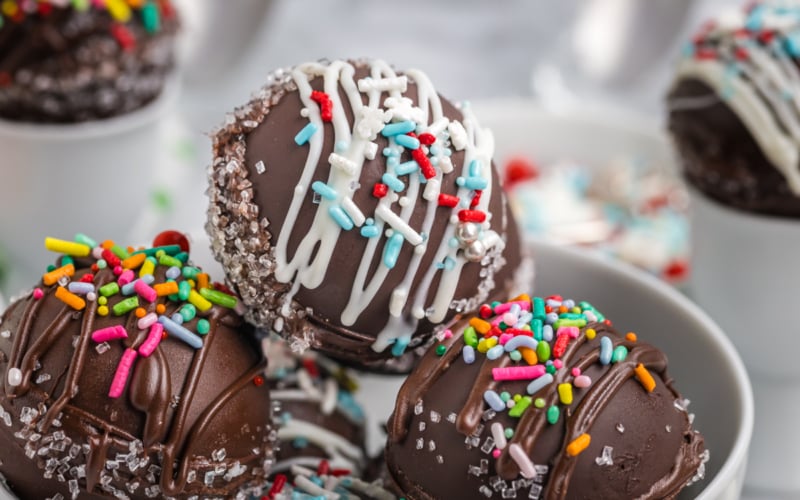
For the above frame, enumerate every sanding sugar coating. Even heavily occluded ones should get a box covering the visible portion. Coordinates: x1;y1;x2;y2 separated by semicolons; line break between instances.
0;236;276;499
0;0;179;123
668;2;800;217
206;58;525;370
385;294;707;499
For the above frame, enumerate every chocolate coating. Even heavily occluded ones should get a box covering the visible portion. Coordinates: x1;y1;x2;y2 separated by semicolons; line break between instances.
386;301;706;499
207;59;525;371
0;256;275;499
0;2;178;123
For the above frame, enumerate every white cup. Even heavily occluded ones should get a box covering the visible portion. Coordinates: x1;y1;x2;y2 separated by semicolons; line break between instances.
690;188;799;495
0;82;178;295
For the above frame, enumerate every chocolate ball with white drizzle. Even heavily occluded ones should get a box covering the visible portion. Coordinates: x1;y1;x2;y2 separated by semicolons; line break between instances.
206;58;524;370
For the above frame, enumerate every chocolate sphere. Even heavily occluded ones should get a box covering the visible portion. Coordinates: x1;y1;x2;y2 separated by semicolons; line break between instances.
386;294;706;499
0;236;275;499
207;58;525;371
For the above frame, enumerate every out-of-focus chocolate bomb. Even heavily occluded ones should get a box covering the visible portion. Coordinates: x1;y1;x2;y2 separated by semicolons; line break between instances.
0;0;179;123
668;2;800;217
207;58;525;370
385;293;707;499
0;234;275;499
263;337;367;476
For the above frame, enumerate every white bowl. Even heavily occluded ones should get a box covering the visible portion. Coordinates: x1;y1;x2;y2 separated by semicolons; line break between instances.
357;240;753;499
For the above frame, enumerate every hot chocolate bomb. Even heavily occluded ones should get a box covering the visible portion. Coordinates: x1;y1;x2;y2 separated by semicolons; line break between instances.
207;59;524;369
0;236;275;499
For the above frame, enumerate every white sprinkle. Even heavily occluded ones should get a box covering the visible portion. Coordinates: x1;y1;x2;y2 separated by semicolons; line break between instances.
491;422;507;450
423;178;440;201
389;288;407;318
357;75;408;93
448;121;468;150
509;443;536;479
7;368;22;387
328;153;358;176
375;204;423;245
340;197;366;226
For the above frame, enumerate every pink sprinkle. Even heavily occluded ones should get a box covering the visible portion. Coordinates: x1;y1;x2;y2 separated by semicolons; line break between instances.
571;367;581;377
492;365;546;381
92;247;104;259
503;312;518;326
91;325;128;343
138;323;164;357
117;269;134;286
574;375;592;388
491;315;505;327
32;288;44;300
134;279;157;302
553;359;563;369
112;265;123;276
443;329;453;339
498;333;514;345
557;326;580;339
492;300;531;315
492;449;502;458
137;312;158;330
108;348;137;398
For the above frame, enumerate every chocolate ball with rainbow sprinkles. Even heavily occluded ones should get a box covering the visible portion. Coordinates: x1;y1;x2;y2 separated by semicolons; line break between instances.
385;294;708;499
0;233;276;499
206;58;526;371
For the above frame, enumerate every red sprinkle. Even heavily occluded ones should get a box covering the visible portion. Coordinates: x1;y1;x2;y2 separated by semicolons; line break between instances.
110;24;136;52
458;210;486;223
418;132;436;145
504;157;539;186
504;328;532;337
79;273;95;283
759;30;776;44
411;148;436;179
302;358;320;378
734;47;749;61
330;468;352;477
604;319;613;326
91;264;99;273
37;2;53;15
317;459;330;476
310;91;333;122
437;193;459;207
694;48;717;60
153;230;190;253
253;375;264;387
159;0;177;19
101;249;121;267
372;183;388;198
267;474;287;498
553;334;570;358
487;326;502;338
479;304;493;319
470;190;483;208
0;72;11;87
547;295;564;302
545;305;553;314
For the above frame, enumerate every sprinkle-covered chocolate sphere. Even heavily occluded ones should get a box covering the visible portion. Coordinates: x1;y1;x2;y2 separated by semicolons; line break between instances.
0;0;179;123
668;2;800;217
386;294;707;499
0;233;275;499
207;58;525;370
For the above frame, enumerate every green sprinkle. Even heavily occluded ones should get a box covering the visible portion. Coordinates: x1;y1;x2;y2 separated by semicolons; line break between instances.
168;293;180;302
132;245;182;257
99;282;120;297
199;288;238;308
500;392;511;402
534;397;546;408
159;254;182;268
579;301;605;321
46;264;56;273
463;326;478;348
547;405;560;424
142;1;160;33
112;297;139;316
558;313;586;321
97;259;107;269
435;344;447;356
537;339;551;362
612;345;629;363
533;297;546;321
74;233;97;248
72;0;90;11
111;244;129;260
60;256;74;266
504;428;514;439
490;301;501;309
174;251;189;263
178;281;191;301
97;296;107;305
180;304;197;323
545;364;557;375
196;319;211;335
182;266;201;280
509;396;532;417
509;350;522;362
554;318;587;329
531;318;543;341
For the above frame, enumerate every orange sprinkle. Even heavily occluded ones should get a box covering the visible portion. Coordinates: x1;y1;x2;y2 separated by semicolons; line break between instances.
566;433;591;457
154;282;179;296
197;273;210;290
155;304;166;315
55;286;86;311
101;240;115;250
43;264;75;286
511;293;531;304
126;246;135;253
135;307;146;318
121;252;146;270
626;332;638;342
634;363;656;392
519;346;538;365
558;305;568;314
469;317;492;335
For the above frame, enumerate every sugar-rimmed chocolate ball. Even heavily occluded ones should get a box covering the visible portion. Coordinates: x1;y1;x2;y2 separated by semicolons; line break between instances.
668;2;800;217
263;337;367;476
0;233;275;499
386;294;707;499
0;0;178;123
207;58;525;370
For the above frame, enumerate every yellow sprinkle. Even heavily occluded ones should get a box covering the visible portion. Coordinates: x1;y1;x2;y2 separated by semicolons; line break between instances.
566;433;591;457
558;383;573;405
153;282;179;297
44;237;91;257
626;332;638;342
585;328;596;340
105;0;132;22
55;286;86;311
97;305;109;317
477;338;489;353
121;253;146;270
1;1;18;16
519;346;538;365
634;363;656;392
188;290;212;312
197;273;210;291
43;264;75;286
485;337;498;349
139;258;155;278
469;317;491;335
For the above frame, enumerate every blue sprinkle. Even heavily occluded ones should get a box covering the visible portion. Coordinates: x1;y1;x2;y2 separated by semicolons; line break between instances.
526;373;554;395
456;176;488;190
121;275;154;296
546;299;562;308
171;313;183;324
745;4;765;31
337;391;366;422
360;224;380;238
392;337;410;357
563;299;575;309
504;336;537;352
681;42;695;58
443;148;452;157
311;181;338;201
443;256;456;270
487;344;504;360
335;140;349;153
430;145;442;155
329;205;354;230
395;134;420;150
600;336;613;365
381;120;416;137
165;266;181;280
382;173;405;192
785;30;800;57
158;315;203;349
545;312;559;325
469;159;482;177
294;122;318;145
395;160;420;176
292;437;309;449
542;324;554;342
280;411;292;424
383;233;404;269
383;147;396;157
484;390;506;412
463;345;476;364
448;237;460;248
387;156;400;168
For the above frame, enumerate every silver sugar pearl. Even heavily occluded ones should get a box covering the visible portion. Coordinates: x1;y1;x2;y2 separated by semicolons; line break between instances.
464;240;487;262
456;222;480;244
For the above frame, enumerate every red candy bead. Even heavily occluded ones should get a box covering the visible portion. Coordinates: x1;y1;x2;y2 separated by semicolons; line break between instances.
253;375;265;387
152;230;190;253
79;273;95;283
372;183;388;198
479;304;493;319
418;132;436;145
